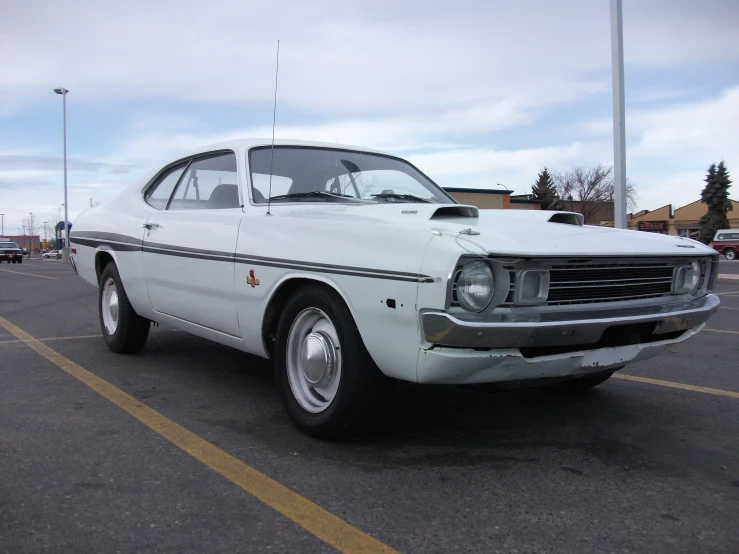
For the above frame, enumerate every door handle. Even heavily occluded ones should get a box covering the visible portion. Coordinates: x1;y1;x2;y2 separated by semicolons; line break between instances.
143;223;161;230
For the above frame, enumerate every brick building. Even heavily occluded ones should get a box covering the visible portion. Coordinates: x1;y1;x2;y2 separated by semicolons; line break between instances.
2;235;41;253
444;188;541;210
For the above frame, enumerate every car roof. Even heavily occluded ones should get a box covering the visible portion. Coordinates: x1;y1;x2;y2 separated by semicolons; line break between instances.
178;138;389;159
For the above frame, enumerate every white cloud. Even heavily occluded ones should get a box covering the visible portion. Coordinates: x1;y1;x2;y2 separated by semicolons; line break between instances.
631;87;739;159
3;0;734;114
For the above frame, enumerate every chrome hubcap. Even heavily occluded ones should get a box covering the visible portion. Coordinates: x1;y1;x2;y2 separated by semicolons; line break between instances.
287;308;342;413
102;277;119;335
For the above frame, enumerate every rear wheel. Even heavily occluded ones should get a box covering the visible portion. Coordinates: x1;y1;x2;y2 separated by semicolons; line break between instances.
274;284;391;439
17;257;22;264
99;263;150;354
546;369;617;392
725;248;737;261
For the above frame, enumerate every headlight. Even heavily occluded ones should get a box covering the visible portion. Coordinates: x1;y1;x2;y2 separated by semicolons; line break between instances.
673;261;701;294
456;261;494;312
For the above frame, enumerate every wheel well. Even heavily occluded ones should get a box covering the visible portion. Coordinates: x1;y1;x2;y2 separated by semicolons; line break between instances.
262;278;335;357
95;251;115;284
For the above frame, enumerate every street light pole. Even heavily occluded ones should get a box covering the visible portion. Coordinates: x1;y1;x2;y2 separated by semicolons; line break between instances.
0;213;4;236
28;212;33;257
53;87;70;261
610;0;627;229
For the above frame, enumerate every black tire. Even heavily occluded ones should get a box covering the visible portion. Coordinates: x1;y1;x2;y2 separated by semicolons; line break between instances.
547;369;616;392
17;257;22;264
274;284;391;439
99;263;150;354
725;248;737;261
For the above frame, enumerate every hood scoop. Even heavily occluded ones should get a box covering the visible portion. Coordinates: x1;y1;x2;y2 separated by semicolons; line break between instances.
548;212;584;226
429;205;479;219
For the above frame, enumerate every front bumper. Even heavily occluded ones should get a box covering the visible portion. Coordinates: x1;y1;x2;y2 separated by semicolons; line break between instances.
422;294;719;349
417;324;703;384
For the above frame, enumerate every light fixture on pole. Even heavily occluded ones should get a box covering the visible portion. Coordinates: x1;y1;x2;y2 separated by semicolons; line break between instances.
53;87;71;261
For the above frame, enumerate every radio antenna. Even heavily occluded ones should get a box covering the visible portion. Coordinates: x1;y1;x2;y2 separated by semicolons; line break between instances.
266;39;280;216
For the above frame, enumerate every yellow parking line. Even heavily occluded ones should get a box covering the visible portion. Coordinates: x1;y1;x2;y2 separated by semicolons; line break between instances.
704;328;739;335
0;314;397;554
613;374;739;399
0;334;99;345
0;268;57;280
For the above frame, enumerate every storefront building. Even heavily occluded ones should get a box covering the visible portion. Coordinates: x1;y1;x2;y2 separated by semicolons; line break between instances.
620;199;739;237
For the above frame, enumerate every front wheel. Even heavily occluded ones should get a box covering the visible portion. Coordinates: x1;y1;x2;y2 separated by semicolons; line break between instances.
99;263;150;354
17;258;22;264
274;284;391;439
725;248;737;261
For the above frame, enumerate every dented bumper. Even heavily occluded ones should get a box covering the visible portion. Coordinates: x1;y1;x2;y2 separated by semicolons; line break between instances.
416;325;703;384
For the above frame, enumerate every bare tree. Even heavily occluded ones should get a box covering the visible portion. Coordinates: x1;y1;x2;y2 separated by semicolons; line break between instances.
21;214;42;254
328;173;379;199
23;213;42;238
553;164;637;224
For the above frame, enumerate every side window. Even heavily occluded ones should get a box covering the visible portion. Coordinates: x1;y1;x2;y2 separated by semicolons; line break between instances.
170;152;240;210
144;163;187;209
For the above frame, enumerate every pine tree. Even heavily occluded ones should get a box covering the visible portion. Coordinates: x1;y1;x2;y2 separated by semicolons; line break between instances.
698;161;733;244
531;167;560;210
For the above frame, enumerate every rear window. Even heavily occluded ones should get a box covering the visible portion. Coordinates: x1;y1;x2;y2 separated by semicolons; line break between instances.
716;233;739;240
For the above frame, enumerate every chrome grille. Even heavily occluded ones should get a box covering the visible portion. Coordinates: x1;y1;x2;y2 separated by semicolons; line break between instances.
546;263;675;305
498;260;682;307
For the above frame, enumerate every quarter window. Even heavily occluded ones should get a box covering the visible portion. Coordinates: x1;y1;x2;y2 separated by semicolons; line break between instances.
169;152;240;210
144;163;187;209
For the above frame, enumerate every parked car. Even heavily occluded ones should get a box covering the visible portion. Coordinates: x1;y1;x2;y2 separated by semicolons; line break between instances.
710;229;739;260
43;250;60;259
69;139;721;438
0;239;24;264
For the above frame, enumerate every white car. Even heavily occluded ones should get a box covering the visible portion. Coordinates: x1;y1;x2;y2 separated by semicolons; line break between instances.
43;250;59;259
70;139;721;438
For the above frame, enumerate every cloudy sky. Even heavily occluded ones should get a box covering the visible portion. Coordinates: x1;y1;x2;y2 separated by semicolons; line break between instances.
1;0;738;234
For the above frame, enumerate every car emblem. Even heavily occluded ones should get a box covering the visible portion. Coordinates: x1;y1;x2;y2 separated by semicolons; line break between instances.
246;269;261;288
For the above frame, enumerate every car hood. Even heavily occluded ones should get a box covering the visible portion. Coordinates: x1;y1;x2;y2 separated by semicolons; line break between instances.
276;203;716;258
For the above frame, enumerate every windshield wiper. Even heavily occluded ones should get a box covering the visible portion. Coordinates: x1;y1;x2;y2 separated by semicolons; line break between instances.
268;191;363;202
371;193;432;203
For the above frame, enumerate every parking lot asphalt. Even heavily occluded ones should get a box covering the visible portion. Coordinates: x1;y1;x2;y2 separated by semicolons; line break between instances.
1;259;738;553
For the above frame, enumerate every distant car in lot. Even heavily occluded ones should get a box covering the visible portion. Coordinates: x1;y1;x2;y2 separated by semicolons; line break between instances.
0;239;24;264
710;229;739;260
70;138;721;438
43;250;60;259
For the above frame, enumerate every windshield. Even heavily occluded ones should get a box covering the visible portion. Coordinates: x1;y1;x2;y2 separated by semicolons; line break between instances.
0;241;19;249
248;146;454;204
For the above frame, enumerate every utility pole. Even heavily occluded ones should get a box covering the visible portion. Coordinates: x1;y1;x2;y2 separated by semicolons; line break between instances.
28;212;33;257
53;87;70;260
610;0;627;229
0;213;4;236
